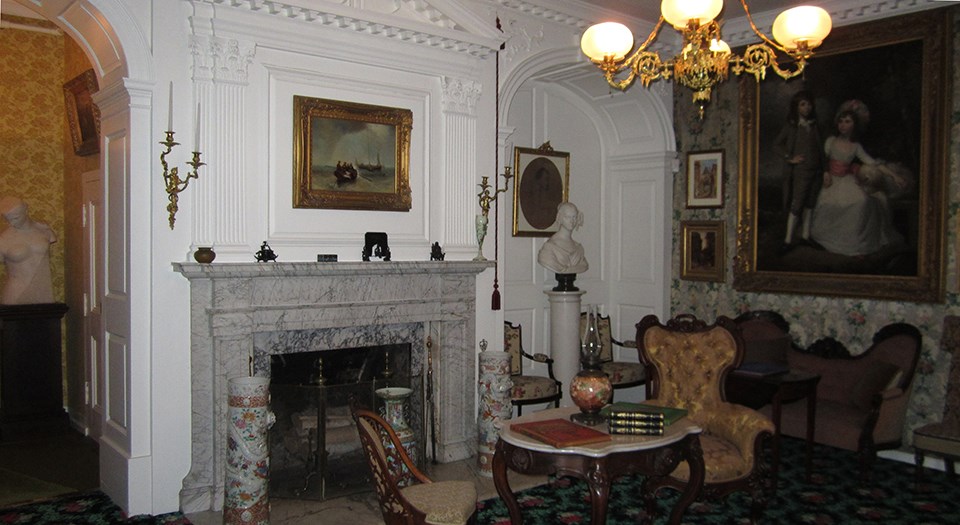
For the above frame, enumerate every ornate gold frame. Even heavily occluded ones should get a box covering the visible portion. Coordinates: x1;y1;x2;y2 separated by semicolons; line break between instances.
293;96;412;211
63;69;100;157
512;142;570;237
734;9;950;302
681;220;725;282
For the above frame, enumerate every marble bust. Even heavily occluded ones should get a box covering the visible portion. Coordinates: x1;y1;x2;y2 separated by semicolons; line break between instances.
0;197;56;305
537;201;589;275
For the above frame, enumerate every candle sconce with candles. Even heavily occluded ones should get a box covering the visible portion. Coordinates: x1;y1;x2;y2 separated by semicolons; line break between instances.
474;167;513;261
160;83;204;229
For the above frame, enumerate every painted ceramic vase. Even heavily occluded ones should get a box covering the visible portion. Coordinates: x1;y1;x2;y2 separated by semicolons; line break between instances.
569;369;612;426
477;346;513;476
224;376;275;525
376;387;417;485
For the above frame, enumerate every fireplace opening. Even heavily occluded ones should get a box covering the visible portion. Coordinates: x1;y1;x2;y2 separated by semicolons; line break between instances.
268;343;422;500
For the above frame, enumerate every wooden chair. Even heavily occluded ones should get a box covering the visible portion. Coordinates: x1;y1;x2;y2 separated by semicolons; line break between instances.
504;321;561;416
579;312;645;399
914;315;960;480
350;403;477;525
637;314;775;524
733;310;795;364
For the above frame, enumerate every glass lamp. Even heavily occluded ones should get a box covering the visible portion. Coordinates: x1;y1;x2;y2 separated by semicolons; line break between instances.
570;305;612;426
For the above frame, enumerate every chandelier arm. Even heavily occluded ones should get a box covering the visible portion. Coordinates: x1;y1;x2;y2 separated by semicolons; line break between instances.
738;0;791;55
635;17;667;53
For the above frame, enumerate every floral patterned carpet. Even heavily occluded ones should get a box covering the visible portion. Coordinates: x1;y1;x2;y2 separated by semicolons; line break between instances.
476;437;960;524
0;491;190;524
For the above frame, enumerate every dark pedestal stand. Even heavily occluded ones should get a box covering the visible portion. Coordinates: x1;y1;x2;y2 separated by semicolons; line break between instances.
552;273;579;292
0;303;69;440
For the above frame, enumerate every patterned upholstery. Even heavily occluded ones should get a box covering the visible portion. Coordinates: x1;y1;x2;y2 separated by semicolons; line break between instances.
351;403;478;525
637;314;775;524
580;313;646;397
914;315;960;479
504;322;561;415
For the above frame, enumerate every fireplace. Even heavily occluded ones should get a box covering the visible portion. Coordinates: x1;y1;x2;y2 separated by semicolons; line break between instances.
173;261;491;513
269;344;418;500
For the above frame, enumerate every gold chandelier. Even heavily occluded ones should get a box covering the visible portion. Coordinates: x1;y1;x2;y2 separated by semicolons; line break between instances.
580;0;832;118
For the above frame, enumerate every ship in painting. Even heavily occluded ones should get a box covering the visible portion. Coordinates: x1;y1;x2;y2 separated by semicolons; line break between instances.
356;146;383;173
334;161;358;182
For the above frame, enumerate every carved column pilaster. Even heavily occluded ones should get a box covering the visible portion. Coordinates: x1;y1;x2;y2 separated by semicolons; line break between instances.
190;34;254;256
440;76;482;251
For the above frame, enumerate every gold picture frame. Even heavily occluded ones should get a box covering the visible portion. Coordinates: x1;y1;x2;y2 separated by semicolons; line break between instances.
293;96;412;211
734;9;950;302
681;221;725;282
512;142;570;237
63;69;100;157
686;150;724;208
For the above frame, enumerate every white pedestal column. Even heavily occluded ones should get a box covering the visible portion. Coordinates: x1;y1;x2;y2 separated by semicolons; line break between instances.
545;290;585;406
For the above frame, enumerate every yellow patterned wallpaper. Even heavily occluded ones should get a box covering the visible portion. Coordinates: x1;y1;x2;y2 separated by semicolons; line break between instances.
0;15;66;302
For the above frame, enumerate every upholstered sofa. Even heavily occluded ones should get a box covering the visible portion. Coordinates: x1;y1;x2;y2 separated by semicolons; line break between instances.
766;323;922;475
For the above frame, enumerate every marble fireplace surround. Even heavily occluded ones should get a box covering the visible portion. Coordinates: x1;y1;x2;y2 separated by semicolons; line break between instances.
172;260;491;513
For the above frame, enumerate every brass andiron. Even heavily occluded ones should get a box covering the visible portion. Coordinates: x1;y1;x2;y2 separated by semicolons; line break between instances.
160;130;204;229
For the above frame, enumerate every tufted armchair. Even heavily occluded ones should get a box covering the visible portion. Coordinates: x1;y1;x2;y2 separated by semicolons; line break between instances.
637;314;775;524
504;321;561;416
350;403;477;525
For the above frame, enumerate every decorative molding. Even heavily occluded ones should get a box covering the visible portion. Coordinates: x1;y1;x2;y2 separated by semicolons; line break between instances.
196;0;500;58
499;16;544;63
441;76;482;115
189;35;255;85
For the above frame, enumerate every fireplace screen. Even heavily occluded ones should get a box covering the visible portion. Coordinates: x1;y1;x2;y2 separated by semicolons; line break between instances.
268;343;420;500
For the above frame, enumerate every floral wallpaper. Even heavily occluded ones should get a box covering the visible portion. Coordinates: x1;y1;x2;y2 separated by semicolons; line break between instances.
0;15;66;302
670;12;959;444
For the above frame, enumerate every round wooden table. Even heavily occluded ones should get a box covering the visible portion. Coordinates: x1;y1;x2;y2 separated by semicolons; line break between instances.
492;406;704;525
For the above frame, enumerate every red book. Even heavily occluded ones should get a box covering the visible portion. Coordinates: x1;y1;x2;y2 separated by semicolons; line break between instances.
511;418;612;448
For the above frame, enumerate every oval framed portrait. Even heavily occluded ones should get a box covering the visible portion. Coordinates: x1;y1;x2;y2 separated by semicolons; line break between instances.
512;143;570;237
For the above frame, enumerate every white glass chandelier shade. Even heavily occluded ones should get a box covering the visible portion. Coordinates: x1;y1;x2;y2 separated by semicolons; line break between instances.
772;6;833;50
661;0;723;29
580;22;634;62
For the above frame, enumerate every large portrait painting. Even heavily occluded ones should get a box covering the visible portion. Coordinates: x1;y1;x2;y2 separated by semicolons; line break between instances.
512;142;570;237
293;96;412;211
734;9;950;302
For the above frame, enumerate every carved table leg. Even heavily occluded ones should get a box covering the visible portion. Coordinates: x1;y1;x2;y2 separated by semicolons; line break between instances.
668;434;704;525
492;438;523;524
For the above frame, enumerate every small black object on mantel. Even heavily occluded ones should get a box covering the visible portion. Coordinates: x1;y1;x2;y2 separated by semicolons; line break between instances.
362;232;390;261
255;241;278;262
430;242;445;261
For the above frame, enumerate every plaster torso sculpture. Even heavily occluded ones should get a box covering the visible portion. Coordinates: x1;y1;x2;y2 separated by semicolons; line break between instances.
537;202;589;274
0;197;56;305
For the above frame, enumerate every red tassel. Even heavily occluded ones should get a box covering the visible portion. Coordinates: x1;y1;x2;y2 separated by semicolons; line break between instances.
491;283;501;310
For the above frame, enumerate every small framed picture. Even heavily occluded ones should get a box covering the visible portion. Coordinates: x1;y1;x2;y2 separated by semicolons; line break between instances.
512;142;570;237
681;220;725;282
63;69;100;157
685;150;724;208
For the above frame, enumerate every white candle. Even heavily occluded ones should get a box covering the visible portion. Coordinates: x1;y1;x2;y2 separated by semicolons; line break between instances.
194;102;201;152
167;81;173;132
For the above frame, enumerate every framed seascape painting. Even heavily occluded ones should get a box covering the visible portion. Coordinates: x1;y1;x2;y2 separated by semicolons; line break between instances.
512;142;570;237
686;150;724;208
733;9;950;302
63;69;100;157
681;221;725;282
293;96;412;211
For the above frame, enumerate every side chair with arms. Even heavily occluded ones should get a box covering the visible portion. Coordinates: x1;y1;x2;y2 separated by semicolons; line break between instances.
637;314;775;524
350;402;478;525
579;312;646;399
914;315;960;480
504;321;561;416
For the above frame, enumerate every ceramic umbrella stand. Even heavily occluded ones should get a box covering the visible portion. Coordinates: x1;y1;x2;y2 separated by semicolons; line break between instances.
477;344;513;476
224;376;275;525
375;387;417;484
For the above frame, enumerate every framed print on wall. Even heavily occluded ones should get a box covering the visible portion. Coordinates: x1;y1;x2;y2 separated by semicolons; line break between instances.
63;69;100;157
681;220;725;282
686;150;724;208
512;142;570;237
293;96;412;211
733;9;949;302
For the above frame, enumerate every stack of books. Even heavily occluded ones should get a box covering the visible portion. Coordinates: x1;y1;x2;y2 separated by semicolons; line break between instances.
600;402;688;436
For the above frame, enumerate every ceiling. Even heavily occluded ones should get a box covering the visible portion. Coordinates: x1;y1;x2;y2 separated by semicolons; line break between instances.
576;1;831;24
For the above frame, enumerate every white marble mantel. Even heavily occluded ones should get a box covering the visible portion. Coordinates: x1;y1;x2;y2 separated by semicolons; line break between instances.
173;260;492;513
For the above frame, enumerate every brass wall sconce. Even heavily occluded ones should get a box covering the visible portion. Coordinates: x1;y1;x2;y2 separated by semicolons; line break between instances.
160;83;204;229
